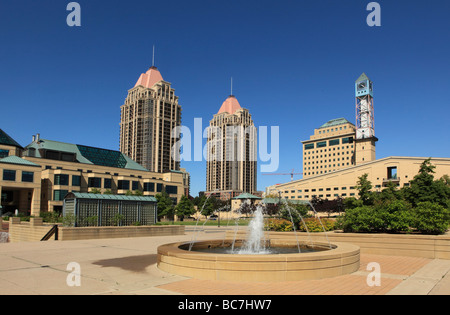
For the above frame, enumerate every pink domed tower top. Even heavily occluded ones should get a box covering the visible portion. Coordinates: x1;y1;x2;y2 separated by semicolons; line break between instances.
134;66;164;88
217;95;242;115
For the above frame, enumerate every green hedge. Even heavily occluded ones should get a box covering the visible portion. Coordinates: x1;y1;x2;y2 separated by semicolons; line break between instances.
341;200;450;235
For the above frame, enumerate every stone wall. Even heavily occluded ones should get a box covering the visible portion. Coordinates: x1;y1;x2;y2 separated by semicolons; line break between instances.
226;230;450;260
8;218;185;242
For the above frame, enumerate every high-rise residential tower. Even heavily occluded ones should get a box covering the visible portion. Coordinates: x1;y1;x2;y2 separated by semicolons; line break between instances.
120;66;181;173
205;95;257;199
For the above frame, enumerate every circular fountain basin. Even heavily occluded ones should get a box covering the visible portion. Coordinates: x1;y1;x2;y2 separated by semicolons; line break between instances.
157;239;360;282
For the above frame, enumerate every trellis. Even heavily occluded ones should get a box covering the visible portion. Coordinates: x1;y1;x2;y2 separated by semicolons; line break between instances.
63;192;157;227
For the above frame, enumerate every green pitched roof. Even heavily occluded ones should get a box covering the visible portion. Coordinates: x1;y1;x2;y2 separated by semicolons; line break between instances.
66;192;157;202
233;193;262;200
319;118;354;129
25;139;148;171
0;129;23;149
0;155;40;167
355;73;370;83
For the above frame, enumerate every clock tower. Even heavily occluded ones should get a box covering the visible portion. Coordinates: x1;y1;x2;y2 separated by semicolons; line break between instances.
355;73;378;165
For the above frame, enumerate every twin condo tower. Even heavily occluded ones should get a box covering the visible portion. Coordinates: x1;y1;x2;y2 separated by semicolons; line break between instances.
119;65;258;198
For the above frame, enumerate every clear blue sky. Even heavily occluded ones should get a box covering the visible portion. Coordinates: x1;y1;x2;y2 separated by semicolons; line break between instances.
1;0;449;196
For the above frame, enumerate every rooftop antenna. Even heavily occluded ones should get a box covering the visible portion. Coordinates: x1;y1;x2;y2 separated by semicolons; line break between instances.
230;77;233;96
152;45;155;67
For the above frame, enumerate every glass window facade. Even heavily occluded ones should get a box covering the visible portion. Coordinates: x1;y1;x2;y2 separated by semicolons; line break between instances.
305;144;314;150
77;145;127;168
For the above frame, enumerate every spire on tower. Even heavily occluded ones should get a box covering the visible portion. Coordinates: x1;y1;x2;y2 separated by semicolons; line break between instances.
152;45;155;67
230;77;233;96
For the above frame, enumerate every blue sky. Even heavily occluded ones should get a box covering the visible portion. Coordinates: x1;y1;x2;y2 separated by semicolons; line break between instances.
1;0;449;196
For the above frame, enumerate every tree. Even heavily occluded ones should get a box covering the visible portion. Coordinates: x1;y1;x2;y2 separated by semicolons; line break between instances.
356;173;374;205
155;191;175;221
175;195;195;221
403;158;450;207
378;180;401;202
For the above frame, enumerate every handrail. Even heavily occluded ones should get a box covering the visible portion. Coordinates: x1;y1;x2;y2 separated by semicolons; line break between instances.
41;225;58;241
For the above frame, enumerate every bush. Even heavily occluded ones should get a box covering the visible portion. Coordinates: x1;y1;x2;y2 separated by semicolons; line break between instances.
412;202;450;235
341;206;385;233
298;217;335;233
265;218;293;232
377;200;413;233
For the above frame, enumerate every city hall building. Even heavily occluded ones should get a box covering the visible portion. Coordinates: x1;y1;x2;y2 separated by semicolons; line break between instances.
266;74;450;200
0;130;189;217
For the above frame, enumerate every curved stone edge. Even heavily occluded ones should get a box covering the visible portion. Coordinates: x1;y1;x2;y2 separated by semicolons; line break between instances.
157;240;360;282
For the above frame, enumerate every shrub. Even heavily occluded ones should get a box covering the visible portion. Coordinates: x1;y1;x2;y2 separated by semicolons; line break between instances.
341;206;385;233
298;217;335;233
377;200;413;233
265;218;293;232
412;202;450;235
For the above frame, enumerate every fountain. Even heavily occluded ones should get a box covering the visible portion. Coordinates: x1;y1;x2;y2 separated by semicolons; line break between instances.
157;200;360;282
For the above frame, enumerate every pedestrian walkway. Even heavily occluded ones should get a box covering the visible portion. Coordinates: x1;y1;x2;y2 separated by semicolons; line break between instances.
0;227;449;295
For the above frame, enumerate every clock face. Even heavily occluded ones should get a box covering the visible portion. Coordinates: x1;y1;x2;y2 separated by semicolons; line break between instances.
369;81;373;91
357;82;366;90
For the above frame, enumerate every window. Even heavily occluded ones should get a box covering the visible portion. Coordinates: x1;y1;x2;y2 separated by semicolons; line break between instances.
156;183;163;192
316;141;326;148
342;137;354;144
54;174;69;186
166;185;178;194
387;166;398;179
329;139;340;146
53;190;68;201
72;175;81;186
144;182;155;192
118;180;130;190
88;177;102;188
22;171;34;183
132;181;139;191
305;144;314;150
3;170;16;181
0;149;9;158
104;178;112;189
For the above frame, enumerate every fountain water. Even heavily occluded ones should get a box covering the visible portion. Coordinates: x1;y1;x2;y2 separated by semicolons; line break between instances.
238;205;269;254
158;197;361;281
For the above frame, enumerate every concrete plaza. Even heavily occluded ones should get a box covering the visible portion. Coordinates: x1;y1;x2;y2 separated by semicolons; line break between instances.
0;226;450;295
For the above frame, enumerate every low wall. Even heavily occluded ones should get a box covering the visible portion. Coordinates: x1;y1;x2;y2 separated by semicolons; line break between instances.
8;219;185;242
9;218;57;243
226;231;450;260
58;225;185;241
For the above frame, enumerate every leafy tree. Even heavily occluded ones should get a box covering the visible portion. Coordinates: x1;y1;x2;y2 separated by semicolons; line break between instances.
356;173;374;205
378;180;402;202
155;191;175;221
412;202;450;235
403;158;450;207
175;195;195;221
